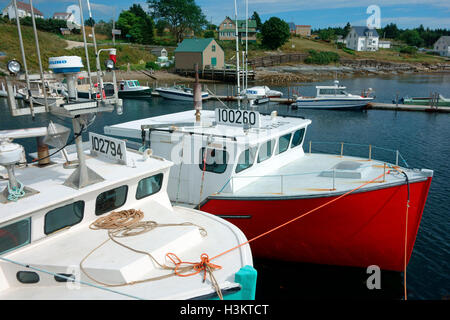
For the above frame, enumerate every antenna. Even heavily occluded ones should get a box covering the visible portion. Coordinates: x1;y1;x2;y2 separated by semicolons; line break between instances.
234;0;241;108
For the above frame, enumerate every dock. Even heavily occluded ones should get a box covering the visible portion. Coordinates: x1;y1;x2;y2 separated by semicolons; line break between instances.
367;102;450;113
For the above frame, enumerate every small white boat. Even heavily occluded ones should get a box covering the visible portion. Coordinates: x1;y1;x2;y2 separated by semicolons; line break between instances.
242;86;283;99
155;85;208;101
118;80;152;98
295;80;374;110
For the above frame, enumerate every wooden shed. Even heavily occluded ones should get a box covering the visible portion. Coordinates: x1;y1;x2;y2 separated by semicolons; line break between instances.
174;38;224;71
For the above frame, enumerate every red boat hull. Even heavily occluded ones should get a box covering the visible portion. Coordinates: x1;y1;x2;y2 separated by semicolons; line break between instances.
201;178;432;271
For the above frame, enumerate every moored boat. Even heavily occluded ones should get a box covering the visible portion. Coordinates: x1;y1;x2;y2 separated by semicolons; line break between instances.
118;80;152;98
399;94;450;107
105;108;433;272
295;80;374;109
155;85;208;101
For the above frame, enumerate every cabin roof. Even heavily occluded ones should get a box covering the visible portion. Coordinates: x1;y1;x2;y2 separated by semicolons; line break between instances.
175;38;216;53
104;110;311;146
0;145;173;225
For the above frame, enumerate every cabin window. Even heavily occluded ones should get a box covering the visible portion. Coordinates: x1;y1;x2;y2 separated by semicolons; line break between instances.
212;45;216;52
134;80;140;87
95;185;128;216
235;147;257;173
276;133;292;154
0;218;31;255
199;148;228;174
127;81;135;87
257;140;275;163
17;271;40;284
54;273;76;283
136;173;164;200
44;201;84;235
291;129;305;148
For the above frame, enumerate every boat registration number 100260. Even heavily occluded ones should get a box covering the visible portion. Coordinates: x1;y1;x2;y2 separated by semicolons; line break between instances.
215;108;260;128
89;132;127;165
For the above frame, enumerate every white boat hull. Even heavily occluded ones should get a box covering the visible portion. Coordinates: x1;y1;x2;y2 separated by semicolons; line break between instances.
156;89;208;101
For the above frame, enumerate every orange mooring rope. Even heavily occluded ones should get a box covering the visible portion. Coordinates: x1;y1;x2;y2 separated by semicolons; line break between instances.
173;170;391;281
208;170;391;262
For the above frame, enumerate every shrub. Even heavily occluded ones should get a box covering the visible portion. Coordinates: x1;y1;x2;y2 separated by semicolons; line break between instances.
145;61;160;70
342;47;355;55
399;46;418;55
305;50;340;64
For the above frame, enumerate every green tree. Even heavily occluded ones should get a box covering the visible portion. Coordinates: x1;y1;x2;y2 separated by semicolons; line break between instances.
261;17;290;50
148;0;207;43
156;19;169;36
116;5;154;44
383;23;400;39
343;22;351;37
85;17;95;27
400;29;424;47
251;11;262;31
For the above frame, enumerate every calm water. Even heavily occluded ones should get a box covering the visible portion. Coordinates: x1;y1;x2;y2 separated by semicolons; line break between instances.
0;73;449;300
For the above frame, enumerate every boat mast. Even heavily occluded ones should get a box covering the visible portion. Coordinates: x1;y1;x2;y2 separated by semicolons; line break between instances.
245;0;248;92
234;0;240;108
78;0;94;99
12;0;34;118
28;0;49;112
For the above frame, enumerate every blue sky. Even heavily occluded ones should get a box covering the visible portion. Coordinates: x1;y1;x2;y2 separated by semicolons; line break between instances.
2;0;449;29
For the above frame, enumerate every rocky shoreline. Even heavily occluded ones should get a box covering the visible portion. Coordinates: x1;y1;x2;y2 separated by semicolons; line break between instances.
254;60;450;84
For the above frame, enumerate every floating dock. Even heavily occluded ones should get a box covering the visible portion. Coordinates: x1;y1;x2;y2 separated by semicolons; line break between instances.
366;102;450;113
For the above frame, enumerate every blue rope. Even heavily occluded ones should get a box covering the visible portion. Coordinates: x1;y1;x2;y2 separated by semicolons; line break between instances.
7;180;25;202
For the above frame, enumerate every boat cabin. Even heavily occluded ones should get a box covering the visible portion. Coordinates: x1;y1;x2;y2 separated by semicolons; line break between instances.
105;109;311;206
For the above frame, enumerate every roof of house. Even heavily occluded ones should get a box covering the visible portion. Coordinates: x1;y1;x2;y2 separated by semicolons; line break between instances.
175;38;218;53
221;17;257;29
435;36;450;46
53;12;71;17
296;25;311;28
11;1;44;16
351;26;379;37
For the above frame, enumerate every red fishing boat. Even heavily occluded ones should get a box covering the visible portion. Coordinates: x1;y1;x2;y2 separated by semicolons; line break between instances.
106;109;433;271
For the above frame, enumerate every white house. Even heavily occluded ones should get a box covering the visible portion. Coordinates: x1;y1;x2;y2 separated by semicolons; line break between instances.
345;26;379;52
1;1;44;19
433;36;450;57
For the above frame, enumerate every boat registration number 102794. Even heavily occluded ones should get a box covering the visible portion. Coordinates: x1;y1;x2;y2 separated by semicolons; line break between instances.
89;132;127;165
215;108;260;128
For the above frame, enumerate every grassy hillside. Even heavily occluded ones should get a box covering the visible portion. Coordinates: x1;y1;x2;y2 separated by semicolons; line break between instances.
0;24;156;73
218;35;446;65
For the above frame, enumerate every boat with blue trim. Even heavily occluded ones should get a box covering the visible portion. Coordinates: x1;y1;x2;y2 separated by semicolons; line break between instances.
155;85;209;101
294;80;374;109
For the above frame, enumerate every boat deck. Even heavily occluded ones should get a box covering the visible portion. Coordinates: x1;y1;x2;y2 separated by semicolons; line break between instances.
217;153;432;199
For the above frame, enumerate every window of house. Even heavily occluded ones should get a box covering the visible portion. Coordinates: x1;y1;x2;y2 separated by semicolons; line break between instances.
95;185;128;216
212;45;216;52
0;218;31;255
199;148;229;174
257;140;275;163
291;129;306;148
136;173;164;200
235;147;257;173
44;201;84;235
276;133;292;155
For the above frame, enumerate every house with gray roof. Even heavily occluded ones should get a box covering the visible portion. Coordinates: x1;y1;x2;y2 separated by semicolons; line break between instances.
345;26;379;51
174;38;224;70
218;17;257;42
433;36;450;57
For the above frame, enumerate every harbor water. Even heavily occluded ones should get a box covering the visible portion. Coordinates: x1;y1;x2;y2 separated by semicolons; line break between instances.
0;73;449;300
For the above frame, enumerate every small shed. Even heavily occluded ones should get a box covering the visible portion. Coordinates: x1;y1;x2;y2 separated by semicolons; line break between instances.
174;38;224;70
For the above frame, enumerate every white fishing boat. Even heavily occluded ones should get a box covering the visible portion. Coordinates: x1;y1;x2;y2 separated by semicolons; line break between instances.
118;80;152;98
105;107;432;273
242;86;283;99
294;80;374;109
0;55;256;300
155;85;208;101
